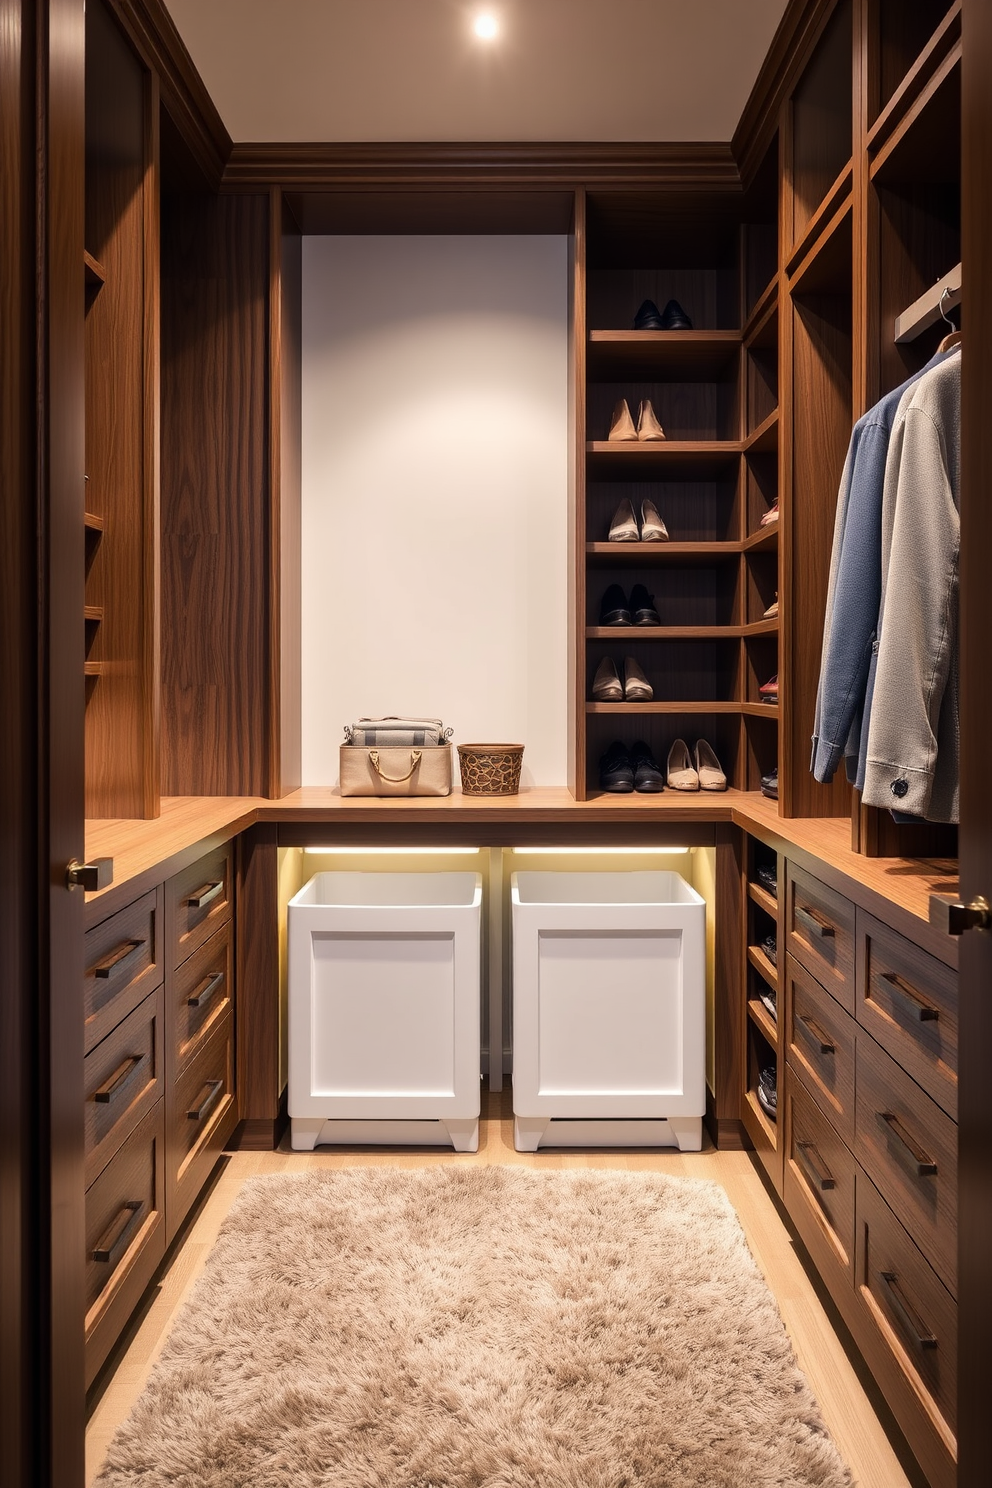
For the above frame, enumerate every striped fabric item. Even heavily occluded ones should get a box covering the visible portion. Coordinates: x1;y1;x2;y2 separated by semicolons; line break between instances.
345;717;452;747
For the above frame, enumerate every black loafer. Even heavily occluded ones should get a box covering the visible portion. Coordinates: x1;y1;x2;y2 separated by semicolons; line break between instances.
633;298;665;330
629;583;660;626
630;739;665;792
600;583;631;626
760;768;778;799
757;1065;777;1120
599;739;634;793
660;298;693;330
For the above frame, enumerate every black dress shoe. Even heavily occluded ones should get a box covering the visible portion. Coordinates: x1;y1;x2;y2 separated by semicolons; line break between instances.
600;583;631;626
630;739;665;792
760;768;778;800
629;584;660;626
599;739;634;793
633;298;665;330
660;298;693;330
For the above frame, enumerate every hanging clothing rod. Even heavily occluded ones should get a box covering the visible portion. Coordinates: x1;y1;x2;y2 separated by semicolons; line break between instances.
894;263;962;343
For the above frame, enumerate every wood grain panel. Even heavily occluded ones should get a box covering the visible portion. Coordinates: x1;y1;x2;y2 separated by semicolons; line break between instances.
275;192;302;797
710;826;745;1145
958;3;992;1478
571;187;587;798
160;190;271;795
235;825;281;1132
84;0;157;819
165;1009;237;1242
84;985;163;1189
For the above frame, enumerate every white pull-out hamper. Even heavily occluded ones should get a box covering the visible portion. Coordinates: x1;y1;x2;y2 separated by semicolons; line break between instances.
511;870;705;1152
289;870;482;1151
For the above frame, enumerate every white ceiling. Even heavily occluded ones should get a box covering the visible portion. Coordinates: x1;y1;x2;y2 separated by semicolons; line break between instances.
164;0;789;144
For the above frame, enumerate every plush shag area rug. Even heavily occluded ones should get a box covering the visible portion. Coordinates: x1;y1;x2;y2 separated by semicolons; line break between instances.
95;1166;852;1487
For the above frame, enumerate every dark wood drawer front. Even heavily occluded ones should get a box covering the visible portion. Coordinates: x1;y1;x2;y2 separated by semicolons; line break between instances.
856;1033;958;1295
786;864;855;1012
84;1097;165;1327
856;1170;957;1441
172;920;234;1075
84;986;163;1189
167;842;233;970
858;911;958;1121
786;955;856;1147
84;888;163;1055
784;1073;856;1281
167;1010;237;1241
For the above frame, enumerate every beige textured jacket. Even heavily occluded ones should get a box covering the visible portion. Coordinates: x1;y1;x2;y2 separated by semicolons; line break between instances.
861;350;960;823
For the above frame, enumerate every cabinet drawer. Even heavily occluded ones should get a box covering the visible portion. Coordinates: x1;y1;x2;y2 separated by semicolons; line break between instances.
786;955;855;1147
84;986;164;1189
856;1170;957;1444
783;1072;856;1283
84;888;163;1055
166;1009;237;1241
786;864;855;1012
84;1098;165;1388
858;911;957;1121
167;842;233;970
856;1032;957;1295
172;920;234;1075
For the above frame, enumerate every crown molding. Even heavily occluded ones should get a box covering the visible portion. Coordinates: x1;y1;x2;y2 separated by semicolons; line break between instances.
222;141;741;193
108;0;232;189
733;0;838;185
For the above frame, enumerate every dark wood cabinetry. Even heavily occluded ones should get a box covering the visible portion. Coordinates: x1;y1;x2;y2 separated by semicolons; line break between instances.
82;840;238;1387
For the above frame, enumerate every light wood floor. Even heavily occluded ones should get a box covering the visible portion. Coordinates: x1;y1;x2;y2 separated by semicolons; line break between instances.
86;1092;917;1488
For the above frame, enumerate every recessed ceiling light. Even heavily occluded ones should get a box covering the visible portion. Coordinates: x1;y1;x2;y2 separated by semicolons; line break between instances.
473;12;499;41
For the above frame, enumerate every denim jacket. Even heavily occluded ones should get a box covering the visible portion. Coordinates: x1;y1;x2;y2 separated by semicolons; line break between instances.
811;349;953;786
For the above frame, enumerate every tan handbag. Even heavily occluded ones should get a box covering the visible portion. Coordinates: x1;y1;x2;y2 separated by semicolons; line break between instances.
338;743;452;797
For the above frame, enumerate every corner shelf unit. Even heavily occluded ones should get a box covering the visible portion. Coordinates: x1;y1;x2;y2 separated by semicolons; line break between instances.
574;174;780;800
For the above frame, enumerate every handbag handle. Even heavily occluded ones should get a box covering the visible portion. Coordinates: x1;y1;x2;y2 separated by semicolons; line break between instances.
368;749;422;783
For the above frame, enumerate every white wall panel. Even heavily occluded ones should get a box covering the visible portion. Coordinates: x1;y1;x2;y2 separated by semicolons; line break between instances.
301;235;569;786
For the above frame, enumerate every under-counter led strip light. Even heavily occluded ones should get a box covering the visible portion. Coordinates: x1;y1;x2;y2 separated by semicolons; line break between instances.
510;846;691;856
303;846;481;855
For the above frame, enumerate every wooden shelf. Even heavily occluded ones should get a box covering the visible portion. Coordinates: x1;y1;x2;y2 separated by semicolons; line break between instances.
743;702;779;719
743;1087;777;1146
84;510;105;535
84;605;104;624
742;618;779;638
786;161;854;277
748;881;778;917
748;943;779;991
587;625;742;640
586;541;742;566
870;37;961;185
586;701;741;715
743;524;778;552
748;996;778;1047
744;409;779;454
867;2;961;158
84;661;104;677
788;195;854;297
743;280;778;347
586;330;741;380
84;250;106;287
586;443;741;479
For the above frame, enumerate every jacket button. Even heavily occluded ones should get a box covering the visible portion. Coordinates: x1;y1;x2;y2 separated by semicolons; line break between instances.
891;778;909;798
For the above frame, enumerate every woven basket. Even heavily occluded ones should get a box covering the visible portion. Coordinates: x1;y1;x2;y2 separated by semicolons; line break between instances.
457;742;524;796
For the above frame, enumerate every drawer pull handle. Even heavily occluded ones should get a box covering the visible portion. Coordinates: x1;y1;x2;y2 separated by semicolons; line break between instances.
878;1111;938;1177
92;1200;143;1266
93;1055;143;1104
187;880;223;910
875;970;939;1023
92;938;145;979
879;1270;938;1352
795;1140;836;1191
187;1079;224;1122
188;971;225;1009
795;1012;835;1056
795;904;835;939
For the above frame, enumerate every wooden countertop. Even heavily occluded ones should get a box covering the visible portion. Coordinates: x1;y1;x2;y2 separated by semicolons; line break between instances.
84;787;959;957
